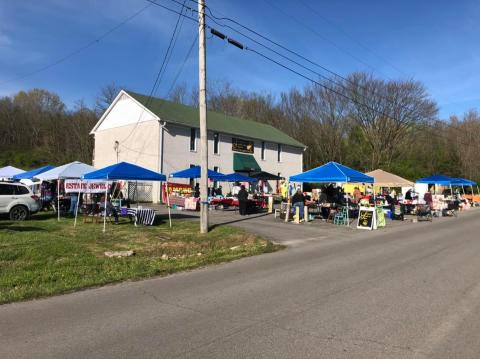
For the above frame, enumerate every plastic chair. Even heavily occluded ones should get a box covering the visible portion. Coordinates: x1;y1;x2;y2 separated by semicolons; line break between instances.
333;206;349;225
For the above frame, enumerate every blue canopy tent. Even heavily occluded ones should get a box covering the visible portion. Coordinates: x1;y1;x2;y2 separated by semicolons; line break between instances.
289;162;374;226
80;162;167;231
221;173;257;182
290;161;374;184
451;178;476;186
83;162;166;181
451;178;478;196
416;174;456;197
12;165;55;180
169;165;225;179
416;175;453;186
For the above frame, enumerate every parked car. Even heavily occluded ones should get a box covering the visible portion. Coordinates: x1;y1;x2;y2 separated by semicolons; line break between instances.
0;182;41;220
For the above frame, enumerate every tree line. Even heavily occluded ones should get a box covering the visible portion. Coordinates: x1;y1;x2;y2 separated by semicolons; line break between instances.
1;72;479;182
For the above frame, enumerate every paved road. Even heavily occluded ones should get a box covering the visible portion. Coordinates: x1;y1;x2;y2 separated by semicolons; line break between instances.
2;210;480;358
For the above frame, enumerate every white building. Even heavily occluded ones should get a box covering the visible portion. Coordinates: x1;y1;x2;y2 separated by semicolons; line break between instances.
90;90;305;202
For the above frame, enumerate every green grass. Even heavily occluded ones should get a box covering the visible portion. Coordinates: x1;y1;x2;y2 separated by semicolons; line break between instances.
0;212;282;304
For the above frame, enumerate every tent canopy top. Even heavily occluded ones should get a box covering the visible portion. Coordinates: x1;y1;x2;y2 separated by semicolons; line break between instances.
290;161;374;184
169;166;224;179
0;165;25;178
416;174;454;185
249;171;283;180
13;165;55;180
221;173;257;182
451;178;477;186
366;169;413;187
36;161;95;181
83;161;166;181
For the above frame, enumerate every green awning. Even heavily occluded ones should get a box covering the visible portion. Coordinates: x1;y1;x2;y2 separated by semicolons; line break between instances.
233;153;261;172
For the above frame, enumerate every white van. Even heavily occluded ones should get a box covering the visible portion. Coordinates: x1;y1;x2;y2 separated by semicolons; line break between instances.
0;182;41;220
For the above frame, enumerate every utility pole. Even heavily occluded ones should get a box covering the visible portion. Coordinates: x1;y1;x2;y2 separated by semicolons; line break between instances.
198;0;209;233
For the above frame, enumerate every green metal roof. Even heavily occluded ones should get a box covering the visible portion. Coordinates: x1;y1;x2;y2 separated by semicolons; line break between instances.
125;90;305;148
233;153;261;172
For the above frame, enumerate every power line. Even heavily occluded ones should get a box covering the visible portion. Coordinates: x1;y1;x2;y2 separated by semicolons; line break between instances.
233;42;471;147
0;3;152;87
189;1;467;138
166;35;198;98
145;0;197;23
297;0;408;77
150;0;468;145
118;0;187;145
179;0;415;119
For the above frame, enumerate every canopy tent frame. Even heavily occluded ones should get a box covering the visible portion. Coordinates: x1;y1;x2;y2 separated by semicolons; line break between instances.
35;161;96;221
80;162;167;232
290;162;374;226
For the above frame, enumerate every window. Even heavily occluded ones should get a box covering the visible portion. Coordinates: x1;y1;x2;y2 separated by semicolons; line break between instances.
213;132;220;154
190;128;196;151
15;186;30;195
277;144;282;162
261;141;266;160
0;184;15;195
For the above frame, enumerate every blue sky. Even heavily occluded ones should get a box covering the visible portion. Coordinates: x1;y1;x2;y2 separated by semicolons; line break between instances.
0;0;479;118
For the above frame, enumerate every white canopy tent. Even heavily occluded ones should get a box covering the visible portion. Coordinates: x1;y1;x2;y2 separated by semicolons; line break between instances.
36;161;96;220
0;166;25;180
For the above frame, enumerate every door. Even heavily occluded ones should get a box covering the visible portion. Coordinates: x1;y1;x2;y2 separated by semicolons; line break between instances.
0;184;15;211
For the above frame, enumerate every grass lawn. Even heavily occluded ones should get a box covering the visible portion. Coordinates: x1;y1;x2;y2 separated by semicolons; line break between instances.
0;212;281;304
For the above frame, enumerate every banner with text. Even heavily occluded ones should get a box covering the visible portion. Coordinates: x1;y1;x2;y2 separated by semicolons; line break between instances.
64;180;113;193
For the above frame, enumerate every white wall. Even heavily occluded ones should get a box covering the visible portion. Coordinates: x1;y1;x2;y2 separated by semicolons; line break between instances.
93;93;166;202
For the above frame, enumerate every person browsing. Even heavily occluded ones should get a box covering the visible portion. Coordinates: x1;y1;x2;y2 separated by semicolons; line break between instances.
291;188;306;219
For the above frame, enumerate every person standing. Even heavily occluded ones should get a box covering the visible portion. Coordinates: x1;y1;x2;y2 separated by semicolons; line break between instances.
193;183;200;198
424;190;433;209
291;188;306;219
353;187;362;204
237;185;248;216
68;192;78;217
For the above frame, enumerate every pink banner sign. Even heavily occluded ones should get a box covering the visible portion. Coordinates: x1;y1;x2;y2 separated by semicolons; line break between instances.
64;179;113;193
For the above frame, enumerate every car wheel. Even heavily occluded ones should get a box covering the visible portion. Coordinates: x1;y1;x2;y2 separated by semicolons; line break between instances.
9;205;29;221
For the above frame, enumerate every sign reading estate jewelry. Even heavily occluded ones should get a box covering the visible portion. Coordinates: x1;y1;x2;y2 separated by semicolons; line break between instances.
232;137;254;154
64;180;113;193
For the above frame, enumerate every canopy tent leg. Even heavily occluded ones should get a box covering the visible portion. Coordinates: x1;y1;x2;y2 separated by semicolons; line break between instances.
103;186;107;233
57;180;60;221
166;181;172;228
74;190;80;228
347;202;350;227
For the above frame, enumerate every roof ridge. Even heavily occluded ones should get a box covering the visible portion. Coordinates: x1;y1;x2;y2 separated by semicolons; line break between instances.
126;90;281;129
124;90;305;148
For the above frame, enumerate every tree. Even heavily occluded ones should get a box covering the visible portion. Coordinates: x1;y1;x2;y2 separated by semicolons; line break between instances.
95;82;122;116
346;73;438;170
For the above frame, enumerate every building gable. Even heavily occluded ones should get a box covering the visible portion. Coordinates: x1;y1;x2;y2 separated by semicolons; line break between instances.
90;91;159;134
